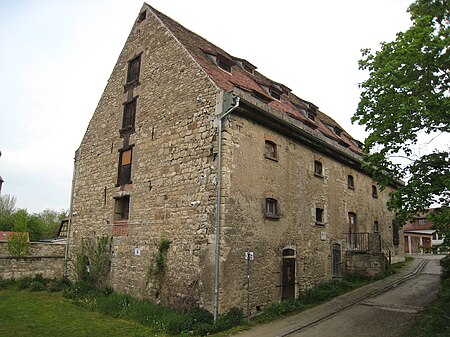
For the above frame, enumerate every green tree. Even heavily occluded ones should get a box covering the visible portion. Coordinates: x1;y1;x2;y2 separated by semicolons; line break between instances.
352;0;449;240
0;206;67;241
0;194;16;218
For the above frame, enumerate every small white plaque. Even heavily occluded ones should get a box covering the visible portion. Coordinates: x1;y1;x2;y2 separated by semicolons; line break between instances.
321;232;327;241
245;251;254;260
134;247;141;256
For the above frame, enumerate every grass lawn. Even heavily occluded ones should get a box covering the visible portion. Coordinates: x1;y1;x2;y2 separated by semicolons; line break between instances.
0;289;166;337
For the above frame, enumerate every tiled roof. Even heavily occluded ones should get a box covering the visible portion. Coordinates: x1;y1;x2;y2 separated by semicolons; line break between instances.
148;5;364;156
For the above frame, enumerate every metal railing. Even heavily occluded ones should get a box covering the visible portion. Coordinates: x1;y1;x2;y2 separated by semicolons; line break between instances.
345;232;391;264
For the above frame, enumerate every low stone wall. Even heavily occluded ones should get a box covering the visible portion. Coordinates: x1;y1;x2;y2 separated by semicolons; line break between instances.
0;242;65;280
345;251;388;278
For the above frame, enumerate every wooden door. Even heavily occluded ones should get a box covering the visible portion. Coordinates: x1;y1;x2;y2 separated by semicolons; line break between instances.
281;249;296;301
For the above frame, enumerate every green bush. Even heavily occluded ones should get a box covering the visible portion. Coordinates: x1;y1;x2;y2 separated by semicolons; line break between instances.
254;299;305;322
0;278;15;289
96;293;133;318
29;281;46;292
298;279;353;304
47;277;71;292
440;255;450;279
16;276;33;290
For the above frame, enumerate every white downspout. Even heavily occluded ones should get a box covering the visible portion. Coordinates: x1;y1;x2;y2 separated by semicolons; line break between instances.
213;95;240;322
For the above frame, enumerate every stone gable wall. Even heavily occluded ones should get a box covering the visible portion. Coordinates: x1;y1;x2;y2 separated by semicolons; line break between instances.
68;5;220;310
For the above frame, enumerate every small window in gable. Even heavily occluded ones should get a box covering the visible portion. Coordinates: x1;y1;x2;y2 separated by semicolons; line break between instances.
265;198;279;219
264;140;278;161
372;185;378;198
114;195;130;222
314;160;323;177
347;175;355;189
315;207;325;225
137;11;146;23
127;54;141;84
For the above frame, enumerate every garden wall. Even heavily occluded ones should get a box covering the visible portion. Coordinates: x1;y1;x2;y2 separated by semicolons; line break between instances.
0;242;65;280
345;251;388;278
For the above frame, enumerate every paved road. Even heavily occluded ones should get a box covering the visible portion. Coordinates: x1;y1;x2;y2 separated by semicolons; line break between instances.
234;255;444;337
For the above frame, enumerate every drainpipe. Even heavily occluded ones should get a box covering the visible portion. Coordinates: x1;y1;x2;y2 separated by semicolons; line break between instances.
213;95;240;322
64;149;78;277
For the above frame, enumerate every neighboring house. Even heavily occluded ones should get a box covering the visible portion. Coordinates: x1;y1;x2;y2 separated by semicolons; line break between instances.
0;231;30;242
67;4;403;314
404;211;445;254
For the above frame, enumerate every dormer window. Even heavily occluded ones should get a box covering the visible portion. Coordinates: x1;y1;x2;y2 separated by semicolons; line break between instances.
232;57;256;75
216;54;234;73
307;110;316;121
243;63;254;74
217;58;231;72
334;127;342;136
269;87;281;100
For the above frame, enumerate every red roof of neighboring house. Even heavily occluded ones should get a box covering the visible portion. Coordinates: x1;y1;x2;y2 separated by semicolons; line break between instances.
0;231;30;242
148;5;364;156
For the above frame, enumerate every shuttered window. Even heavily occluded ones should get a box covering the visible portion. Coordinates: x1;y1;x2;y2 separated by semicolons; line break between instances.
118;148;132;186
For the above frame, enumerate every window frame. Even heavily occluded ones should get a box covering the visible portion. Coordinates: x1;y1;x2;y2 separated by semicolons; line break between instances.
347;175;355;189
121;98;137;132
114;195;130;223
265;198;280;219
372;185;378;198
126;54;142;84
264;140;278;161
314;160;323;177
315;207;325;225
374;221;379;233
117;147;133;186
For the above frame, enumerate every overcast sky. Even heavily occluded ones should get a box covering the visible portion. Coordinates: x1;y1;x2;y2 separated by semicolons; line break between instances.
0;0;413;213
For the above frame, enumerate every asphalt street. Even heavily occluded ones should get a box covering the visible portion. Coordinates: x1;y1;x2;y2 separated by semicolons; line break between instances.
234;255;444;337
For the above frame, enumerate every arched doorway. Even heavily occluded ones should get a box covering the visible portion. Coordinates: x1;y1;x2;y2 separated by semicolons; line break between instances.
281;248;296;301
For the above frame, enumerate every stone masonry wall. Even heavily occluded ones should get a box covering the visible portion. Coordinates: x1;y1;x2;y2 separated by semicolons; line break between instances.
0;242;65;280
68;4;221;310
217;113;403;314
345;252;388;277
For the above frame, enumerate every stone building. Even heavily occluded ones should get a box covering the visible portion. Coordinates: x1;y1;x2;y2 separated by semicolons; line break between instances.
67;3;403;315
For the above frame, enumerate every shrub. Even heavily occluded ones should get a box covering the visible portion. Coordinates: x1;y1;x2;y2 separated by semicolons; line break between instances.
0;278;15;289
16;276;33;290
190;307;243;336
29;280;46;292
74;236;112;288
7;232;30;256
96;293;133;318
441;255;450;279
47;277;71;292
298;279;353;304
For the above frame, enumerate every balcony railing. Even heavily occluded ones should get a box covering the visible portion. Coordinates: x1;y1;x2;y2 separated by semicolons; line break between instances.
345;232;391;264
